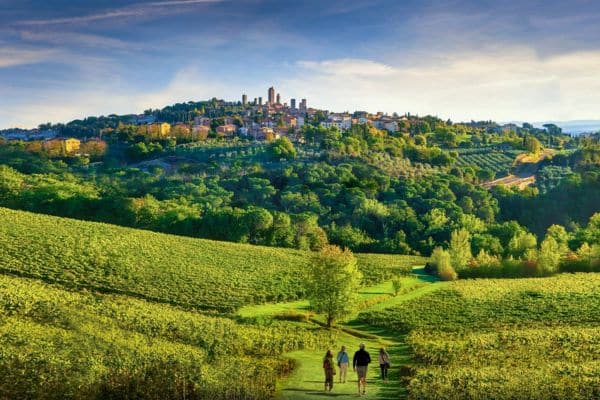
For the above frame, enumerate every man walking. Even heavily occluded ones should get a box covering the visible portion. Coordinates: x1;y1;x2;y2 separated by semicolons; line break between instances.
353;343;371;396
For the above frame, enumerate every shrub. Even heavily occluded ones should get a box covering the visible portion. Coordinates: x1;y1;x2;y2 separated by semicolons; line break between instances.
392;277;403;295
438;264;458;281
430;247;458;281
273;311;313;322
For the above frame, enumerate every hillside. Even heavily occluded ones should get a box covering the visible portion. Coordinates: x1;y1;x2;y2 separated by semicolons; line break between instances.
0;207;425;312
0;273;332;399
359;274;600;399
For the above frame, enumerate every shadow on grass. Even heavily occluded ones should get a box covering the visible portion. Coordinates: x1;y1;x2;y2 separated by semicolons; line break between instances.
411;267;437;283
283;388;350;397
360;291;389;295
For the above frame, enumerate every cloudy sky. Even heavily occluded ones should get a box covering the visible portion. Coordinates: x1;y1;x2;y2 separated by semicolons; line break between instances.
1;0;599;128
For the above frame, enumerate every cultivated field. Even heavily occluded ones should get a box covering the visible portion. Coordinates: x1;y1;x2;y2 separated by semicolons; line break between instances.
454;150;516;176
0;274;333;399
0;207;425;313
359;274;600;399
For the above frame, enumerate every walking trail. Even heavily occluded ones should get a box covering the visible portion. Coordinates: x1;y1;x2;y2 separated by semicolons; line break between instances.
237;267;446;399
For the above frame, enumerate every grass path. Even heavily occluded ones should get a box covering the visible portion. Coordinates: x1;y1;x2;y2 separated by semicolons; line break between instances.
238;268;444;399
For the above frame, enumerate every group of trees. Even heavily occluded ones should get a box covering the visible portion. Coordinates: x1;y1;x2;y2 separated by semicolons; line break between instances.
428;213;600;280
1;102;598;261
1;128;598;258
0;139;107;161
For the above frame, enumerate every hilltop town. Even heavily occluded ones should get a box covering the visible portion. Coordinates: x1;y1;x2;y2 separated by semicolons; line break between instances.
1;85;581;165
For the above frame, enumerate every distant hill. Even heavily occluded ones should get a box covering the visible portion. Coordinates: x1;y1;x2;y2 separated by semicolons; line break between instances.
502;120;600;135
0;207;426;313
536;120;600;135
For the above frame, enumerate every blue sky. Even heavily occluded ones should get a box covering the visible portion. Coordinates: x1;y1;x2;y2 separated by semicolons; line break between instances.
1;0;599;128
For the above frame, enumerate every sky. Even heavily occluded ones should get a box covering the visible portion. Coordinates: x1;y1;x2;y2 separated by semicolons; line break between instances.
1;0;600;128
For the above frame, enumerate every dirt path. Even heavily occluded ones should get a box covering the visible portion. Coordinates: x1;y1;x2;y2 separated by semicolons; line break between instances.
482;149;555;189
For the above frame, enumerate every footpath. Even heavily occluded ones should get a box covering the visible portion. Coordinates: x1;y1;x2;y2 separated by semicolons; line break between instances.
239;268;444;399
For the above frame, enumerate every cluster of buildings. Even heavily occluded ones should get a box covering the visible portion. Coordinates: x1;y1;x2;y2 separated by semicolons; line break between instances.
126;86;411;143
0;128;58;141
0;128;80;154
241;86;308;113
2;86;414;155
200;86;406;140
320;111;404;133
0;128;108;157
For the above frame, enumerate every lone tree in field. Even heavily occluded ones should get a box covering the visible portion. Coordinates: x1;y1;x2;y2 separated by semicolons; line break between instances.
307;245;363;328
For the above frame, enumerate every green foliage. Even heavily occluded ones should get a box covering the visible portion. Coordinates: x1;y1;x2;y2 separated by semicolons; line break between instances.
359;274;600;399
354;253;426;284
493;169;600;237
508;231;537;258
391;276;403;295
453;148;515;178
524;135;542;154
306;245;363;327
0;274;331;399
268;137;297;160
0;208;421;313
430;247;457;281
538;236;562;274
448;229;472;270
546;224;570;255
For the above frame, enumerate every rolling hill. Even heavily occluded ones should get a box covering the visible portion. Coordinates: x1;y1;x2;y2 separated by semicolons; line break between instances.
0;207;426;313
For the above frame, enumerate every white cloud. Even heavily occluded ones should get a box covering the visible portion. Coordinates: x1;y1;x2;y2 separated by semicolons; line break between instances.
17;0;224;26
19;30;132;50
4;47;600;129
281;48;600;121
0;67;240;128
134;67;234;110
0;47;58;67
298;59;397;77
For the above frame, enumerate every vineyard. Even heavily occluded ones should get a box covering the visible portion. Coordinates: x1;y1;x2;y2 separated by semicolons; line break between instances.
0;274;334;399
0;207;424;313
454;148;518;176
359;274;600;399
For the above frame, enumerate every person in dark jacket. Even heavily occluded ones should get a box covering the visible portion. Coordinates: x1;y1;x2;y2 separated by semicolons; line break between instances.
353;343;371;396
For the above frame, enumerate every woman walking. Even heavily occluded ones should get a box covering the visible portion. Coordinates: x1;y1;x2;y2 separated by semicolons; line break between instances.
336;345;349;383
323;349;336;392
378;347;391;383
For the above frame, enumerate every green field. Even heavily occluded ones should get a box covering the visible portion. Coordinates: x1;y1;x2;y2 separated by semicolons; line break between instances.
0;207;425;313
0;273;334;399
453;148;519;176
359;274;600;399
2;207;598;399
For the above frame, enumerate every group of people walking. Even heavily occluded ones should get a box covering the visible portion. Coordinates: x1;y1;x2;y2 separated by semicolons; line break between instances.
322;343;390;396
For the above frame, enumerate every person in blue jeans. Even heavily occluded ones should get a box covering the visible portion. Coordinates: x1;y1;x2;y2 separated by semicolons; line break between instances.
336;345;349;383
